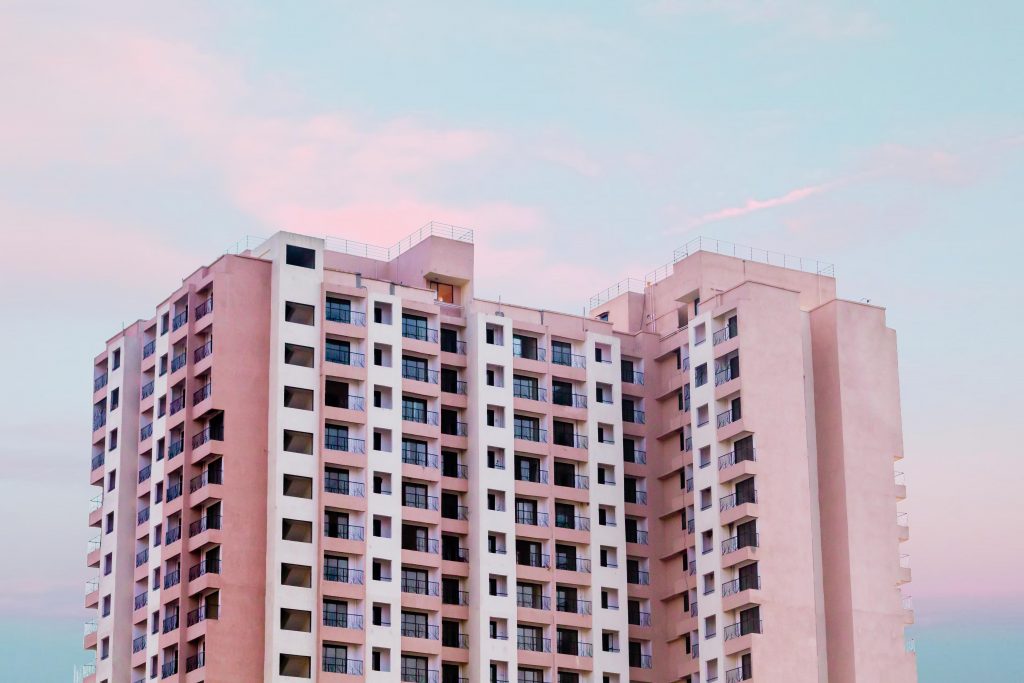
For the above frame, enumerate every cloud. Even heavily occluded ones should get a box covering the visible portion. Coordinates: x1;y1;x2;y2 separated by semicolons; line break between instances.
677;180;841;230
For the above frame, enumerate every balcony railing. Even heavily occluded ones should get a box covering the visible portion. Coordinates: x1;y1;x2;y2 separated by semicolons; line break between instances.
517;594;551;610
186;604;218;626
185;652;205;673
713;325;737;345
553;473;589;489
402;537;439;554
161;659;178;678
402;406;438;425
162;612;179;633
627;568;650;585
630;654;653;669
135;548;148;567
555;515;591;531
724;619;762;640
134;592;147;610
625;490;648;505
165;525;181;545
719;447;757;470
140;381;155;400
441;462;469;479
720;489;757;511
195;296;213;320
722;533;759;555
172;309;188;331
168;438;184;459
514;425;547;442
92;413;106;431
400;666;440;683
442;420;468;436
93;373;108;392
143;340;156;358
324;566;364;584
137;507;150;525
169;395;185;415
553;432;588;449
402;446;439;468
326;307;367;326
402;362;439;384
441;379;468;395
91;453;105;470
517;635;551;652
324;522;364;541
556;598;592;615
624;449;646;464
192;383;212;405
717;408;739;428
194;339;213;363
552;392;588;408
515;510;549;527
722;576;761;597
323;657;364;675
325;347;365;366
188;514;222;535
513;385;547;402
516;551;550;568
623;409;646;424
324;477;365;497
400;622;440;639
513;346;547;362
166;481;183;502
555;555;591;573
402;492;439;510
192;425;223;448
402;322;439;343
188;558;221;581
189;468;223;493
515;467;547;484
622;369;645;385
324;433;365;453
170;352;186;373
556;638;593;657
626;529;649;545
324;612;364;629
441;545;469;562
552;351;586;368
726;666;752;683
715;366;738;386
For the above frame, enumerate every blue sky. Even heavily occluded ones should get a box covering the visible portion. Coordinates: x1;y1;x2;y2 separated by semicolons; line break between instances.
1;1;1022;680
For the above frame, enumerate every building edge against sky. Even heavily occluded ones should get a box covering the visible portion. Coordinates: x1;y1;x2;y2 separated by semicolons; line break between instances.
81;223;916;683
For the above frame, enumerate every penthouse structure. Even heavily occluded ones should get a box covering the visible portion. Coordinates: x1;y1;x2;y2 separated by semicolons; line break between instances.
81;225;916;683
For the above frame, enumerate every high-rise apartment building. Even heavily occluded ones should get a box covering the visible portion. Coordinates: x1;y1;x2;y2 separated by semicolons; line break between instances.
81;225;916;683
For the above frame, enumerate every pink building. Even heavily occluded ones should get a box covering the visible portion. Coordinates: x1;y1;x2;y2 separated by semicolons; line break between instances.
82;226;916;683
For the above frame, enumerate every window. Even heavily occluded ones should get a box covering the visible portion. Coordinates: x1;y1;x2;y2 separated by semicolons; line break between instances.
109;388;119;410
431;281;455;303
112;349;121;370
694;363;707;387
551;340;572;366
401;314;429;341
284;301;315;325
325;297;353;323
284;343;315;367
285;244;316;269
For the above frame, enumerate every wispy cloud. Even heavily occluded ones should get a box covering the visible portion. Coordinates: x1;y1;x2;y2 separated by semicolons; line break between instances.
677;180;841;230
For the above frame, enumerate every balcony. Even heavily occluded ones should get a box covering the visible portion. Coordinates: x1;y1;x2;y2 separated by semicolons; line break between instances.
623;409;646;425
134;592;148;611
553;473;589;489
168;438;184;459
555;515;591;532
189;468;223;493
170;351;187;373
627;568;650;585
717;407;739;428
515;467;548;484
517;635;551;652
143;340;156;359
515;510;549;527
403;492;439;511
135;548;148;567
724;619;762;640
402;362;439;384
726;666;753;682
713;325;737;345
720;489;757;511
195;296;213;319
722;533;759;555
443;588;470;606
715;366;738;386
91;453;105;471
513;385;547;402
172;309;188;331
555;556;591;573
622;369;645;385
552;392;587;409
92;412;106;432
556;638;593;657
326;347;365;367
324;566;364;584
722;575;760;597
625;490;648;505
442;632;470;649
188;558;221;580
514;345;547;362
626;529;649;545
326;307;367;326
132;635;147;653
325;477;365;497
323;657;364;675
185;652;205;673
629;610;652;626
630;654;653;669
514;425;547;443
719;447;756;470
138;464;151;483
137;507;150;525
324;434;366;454
553;432;588;449
401;666;440;683
324;523;364;541
161;658;178;678
517;594;551;610
186;604;218;626
441;379;468;395
401;532;440;553
191;424;223;449
141;381;155;400
401;622;440;639
441;420;468;436
402;406;439;426
551;351;586;368
441;545;469;562
194;339;213;363
162;612;179;633
165;525;181;545
624;449;646;465
402;446;439;468
192;383;212;406
166;482;183;503
556;598;592;616
93;374;108;392
402;322;439;343
516;551;550;568
189;514;222;535
324;612;364;629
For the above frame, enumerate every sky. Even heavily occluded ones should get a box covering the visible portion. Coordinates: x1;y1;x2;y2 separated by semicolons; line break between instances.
1;1;1022;680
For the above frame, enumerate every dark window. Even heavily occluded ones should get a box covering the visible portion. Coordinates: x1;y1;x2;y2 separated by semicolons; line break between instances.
285;244;316;269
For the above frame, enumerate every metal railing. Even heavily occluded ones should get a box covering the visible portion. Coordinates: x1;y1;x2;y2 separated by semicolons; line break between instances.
189;514;222;535
325;307;367;326
172;309;188;331
324;433;366;453
193;383;212;405
720;489;757;511
715;366;738;386
713;325;737;345
627;568;650;585
401;446;439;468
323;566;364;584
515;511;549;527
517;635;551;652
400;622;440;639
188;558;221;580
190;468;223;492
514;425;547;442
517;593;551;610
624;409;646;424
323;612;364;629
555;515;591;531
325;347;365;366
402;537;439;554
324;522;364;541
719;447;757;469
324;476;365;497
142;340;156;358
624;449;646;464
185;652;205;673
323;657;363;675
552;351;586;368
195;296;213;320
722;533;759;555
402;406;438;425
170;351;186;373
557;598;593;615
516;551;550;568
187;604;218;626
724;619;762;640
402;322;439;343
722;576;761;597
717;408;738;428
192;424;223;448
402;361;438;383
140;381;154;400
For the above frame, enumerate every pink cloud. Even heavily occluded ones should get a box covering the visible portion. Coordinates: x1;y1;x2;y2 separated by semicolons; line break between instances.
680;180;839;229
